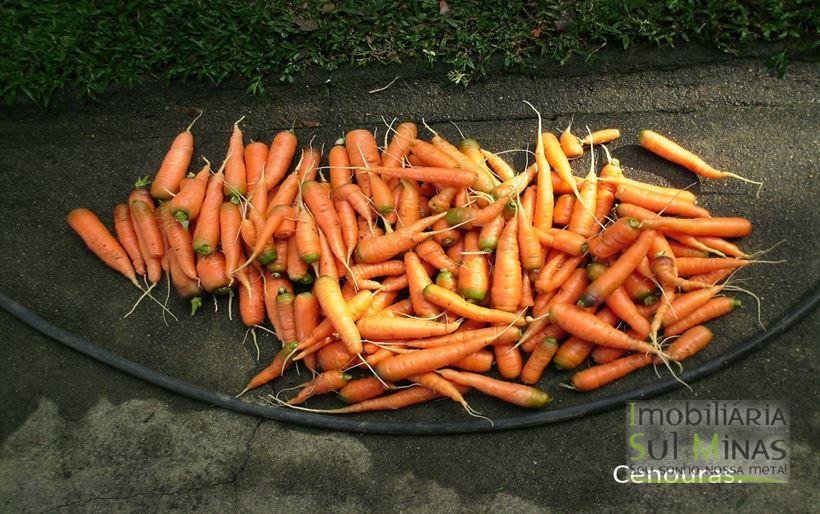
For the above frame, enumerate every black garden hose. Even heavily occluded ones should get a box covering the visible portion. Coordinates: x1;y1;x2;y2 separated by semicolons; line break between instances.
2;286;818;435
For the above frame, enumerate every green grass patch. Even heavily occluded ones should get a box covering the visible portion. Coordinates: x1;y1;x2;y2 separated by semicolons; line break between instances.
1;0;816;106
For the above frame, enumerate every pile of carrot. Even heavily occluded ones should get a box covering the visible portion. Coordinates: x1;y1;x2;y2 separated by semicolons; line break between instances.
67;108;768;418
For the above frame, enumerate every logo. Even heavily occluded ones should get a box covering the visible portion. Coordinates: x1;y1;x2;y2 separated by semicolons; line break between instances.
615;400;789;484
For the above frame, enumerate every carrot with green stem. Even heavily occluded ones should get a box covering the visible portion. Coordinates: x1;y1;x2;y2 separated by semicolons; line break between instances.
587;217;642;260
664;297;741;336
578;228;656;308
197;252;231;295
445;193;513;229
355;212;448;263
520;337;560;385
284;370;352;405
168;161;210;221
345;129;381;195
295;206;321;263
193;165;227;255
457;231;490;301
549;303;662;355
241;205;295;266
150;111;201;200
657;325;713;362
157;204;197;280
639;130;762;192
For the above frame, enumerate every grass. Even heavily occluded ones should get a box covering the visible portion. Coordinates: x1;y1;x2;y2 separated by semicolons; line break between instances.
1;0;816;106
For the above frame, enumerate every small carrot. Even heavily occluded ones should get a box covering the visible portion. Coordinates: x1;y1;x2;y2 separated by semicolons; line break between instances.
578;228;656;308
587;217;642;260
639;130;761;188
295;146;322;182
243;141;269;190
339;376;390;404
480;149;516;181
357;316;460;340
520;337;559;385
675;257;750;277
553;194;575;225
542;132;581;202
346;129;382;195
223;118;247;200
218;202;243;283
264;131;298;191
549;303;660;354
438;368;550;408
571;353;653;391
423;284;526;326
314;275;364;354
150;113;199;200
355;212;447;263
590;345;625;364
295;207;322;263
553;307;619;369
113;203;145;276
196;253;231;294
285;370;351;405
664;297;741;336
157;204;197;280
404;252;442;319
452;350;495;373
239;266;265;327
238;341;299;395
275;290;297;342
560;123;584;159
68;208;140;287
580;128;620;146
494;343;523;379
415;239;458;274
192;167;226;255
614;184;710;218
491;217;523;312
457;231;490;301
535;227;587;256
659;325;713;362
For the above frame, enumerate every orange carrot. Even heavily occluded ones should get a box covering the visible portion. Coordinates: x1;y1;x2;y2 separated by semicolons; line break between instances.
238;341;299;395
615;184;710;218
535;227;587;256
590;345;625;364
553;194;575;225
157;204;197;280
295;146;322;182
196;253;231;294
554;307;619;369
675;257;749;277
423;284;526;326
639;130;761;186
457;231;490;301
339;376;390;404
346;129;381;195
452;349;495;373
480;149;516;181
67;208;140;287
549;304;660;354
438;369;550;408
580;128;620;146
218;202;242;283
494;343;523;379
150;115;198;200
664;297;741;336
543;132;581;201
113;203;145;276
192;168;226;255
243;141;269;190
221;119;247;201
404;252;442;319
314;275;364;354
571;353;653;391
334;199;359;261
491;217;523;312
520;337;559;384
295;206;322;263
168;163;210;221
285;370;351;405
239;266;265;327
560;124;584;159
355;212;447;263
660;325;713;362
578;228;655;307
264;131;298;191
358;315;460;340
592;221;642;262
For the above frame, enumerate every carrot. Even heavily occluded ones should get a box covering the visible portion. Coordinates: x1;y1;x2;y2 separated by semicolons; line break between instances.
404;252;442;319
571;353;653;391
294;146;321;183
660;325;714;362
112;204;146;276
345;129;381;195
549;303;660;354
560;123;584;159
192;168;226;255
423;284;526;326
263;131;298;191
639;130;761;187
675;257;749;277
520;337;559;385
374;331;498;382
531;126;555;231
237;341;299;395
669;241;710;258
313;275;364;354
605;286;651;339
222;118;247;200
272;290;296;342
334;199;359;262
480;149;516;181
664;297;741;336
316;385;448;414
355;212;447;263
339;376;390;404
239;266;265;327
623;272;656;303
446;194;513;228
695;236;748;258
285;370;351;406
587;217;642;260
494;343;523;379
242;142;267;191
615;184;710;218
67;208;140;287
150;114;199;200
457;231;490;301
408;372;475;413
684;268;736;290
129;200;165;261
580;128;620;146
380;121;418;168
429;133;497;193
542;132;581;202
294;206;321;264
348;260;405;285
553;194;575;226
244;205;293;265
554;307;619;369
216;202;240;282
194;253;230;295
157;204;197;280
599;175;698;204
168;164;210;221
410;139;460;169
490;217;522;312
452;350;495;373
578;228;656;308
517;203;545;272
535;227;587;256
358;316;460;340
333;183;374;227
520;268;588;347
590;345;625;364
438;369;550;408
398;325;521;350
432;217;460;247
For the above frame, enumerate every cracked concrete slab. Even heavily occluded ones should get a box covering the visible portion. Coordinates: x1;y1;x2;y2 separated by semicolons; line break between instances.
1;48;818;511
